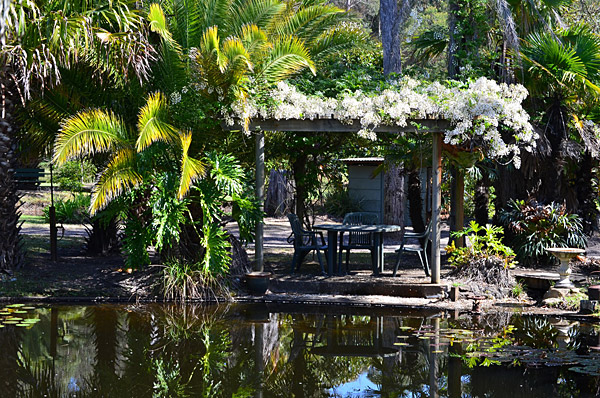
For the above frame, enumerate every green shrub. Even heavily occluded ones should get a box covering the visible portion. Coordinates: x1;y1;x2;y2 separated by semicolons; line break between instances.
55;160;96;192
43;193;90;224
447;221;516;269
446;221;516;295
324;188;363;218
498;199;587;267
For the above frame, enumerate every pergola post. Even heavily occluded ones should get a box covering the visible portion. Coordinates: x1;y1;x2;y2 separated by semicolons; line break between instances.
255;131;265;272
455;170;465;247
431;132;443;284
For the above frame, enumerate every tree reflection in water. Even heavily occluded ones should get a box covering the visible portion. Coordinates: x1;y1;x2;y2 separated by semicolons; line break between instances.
1;304;600;397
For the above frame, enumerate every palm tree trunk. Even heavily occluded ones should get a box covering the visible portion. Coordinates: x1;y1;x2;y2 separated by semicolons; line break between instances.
474;174;490;226
0;67;22;271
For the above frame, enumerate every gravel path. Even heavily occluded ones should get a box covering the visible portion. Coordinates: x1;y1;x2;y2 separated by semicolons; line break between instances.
21;223;89;238
21;217;600;260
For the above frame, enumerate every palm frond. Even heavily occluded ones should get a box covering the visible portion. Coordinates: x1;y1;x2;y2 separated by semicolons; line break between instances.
90;148;142;214
178;132;206;199
227;0;285;36
154;39;188;93
309;25;369;60
201;26;228;71
411;30;448;62
195;0;230;35
54;108;130;166
168;0;206;49
258;35;315;81
148;3;174;44
136;92;178;151
222;36;253;74
239;24;269;56
521;30;600;96
270;4;344;42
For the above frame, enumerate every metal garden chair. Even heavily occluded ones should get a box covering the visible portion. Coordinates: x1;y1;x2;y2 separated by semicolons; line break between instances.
393;220;433;277
287;214;328;274
338;212;379;273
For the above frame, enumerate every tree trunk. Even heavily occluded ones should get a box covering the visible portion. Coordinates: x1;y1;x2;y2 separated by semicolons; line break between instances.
85;216;119;255
381;0;412;233
407;168;426;234
575;152;597;234
292;153;309;228
474;174;490;226
384;161;406;234
0;68;23;271
380;0;402;75
447;0;460;77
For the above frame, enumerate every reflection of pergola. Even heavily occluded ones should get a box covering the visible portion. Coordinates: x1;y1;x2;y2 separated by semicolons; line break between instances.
225;118;450;284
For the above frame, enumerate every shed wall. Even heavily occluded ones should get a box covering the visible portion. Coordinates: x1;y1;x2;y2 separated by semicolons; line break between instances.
348;164;384;222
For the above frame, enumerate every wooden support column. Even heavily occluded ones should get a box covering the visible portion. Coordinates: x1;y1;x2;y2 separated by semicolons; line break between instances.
455;170;465;247
255;131;265;272
431;132;442;284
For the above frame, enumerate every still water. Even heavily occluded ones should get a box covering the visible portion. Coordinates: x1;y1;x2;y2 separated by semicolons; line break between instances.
0;303;599;397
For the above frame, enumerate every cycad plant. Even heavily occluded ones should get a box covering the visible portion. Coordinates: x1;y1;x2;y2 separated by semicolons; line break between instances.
498;199;587;266
519;24;600;215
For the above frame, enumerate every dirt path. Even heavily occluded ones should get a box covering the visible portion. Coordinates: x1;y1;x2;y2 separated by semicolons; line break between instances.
21;223;89;237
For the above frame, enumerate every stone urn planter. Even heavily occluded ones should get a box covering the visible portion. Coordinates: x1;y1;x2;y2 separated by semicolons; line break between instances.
546;247;585;289
245;271;272;295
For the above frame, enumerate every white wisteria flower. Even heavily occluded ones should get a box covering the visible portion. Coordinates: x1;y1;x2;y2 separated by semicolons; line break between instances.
226;78;536;168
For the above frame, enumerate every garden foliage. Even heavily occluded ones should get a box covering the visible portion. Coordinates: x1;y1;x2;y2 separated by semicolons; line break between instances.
498;199;587;267
447;221;516;269
446;221;516;295
43;193;90;224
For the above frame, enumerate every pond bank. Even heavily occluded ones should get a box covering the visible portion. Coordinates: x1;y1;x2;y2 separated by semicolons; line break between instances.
1;289;597;324
5;217;600;323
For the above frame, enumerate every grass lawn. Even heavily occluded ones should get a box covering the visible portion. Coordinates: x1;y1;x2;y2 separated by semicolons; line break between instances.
19;214;46;224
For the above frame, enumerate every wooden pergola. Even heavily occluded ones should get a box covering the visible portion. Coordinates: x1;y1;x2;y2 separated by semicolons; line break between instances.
225;118;451;284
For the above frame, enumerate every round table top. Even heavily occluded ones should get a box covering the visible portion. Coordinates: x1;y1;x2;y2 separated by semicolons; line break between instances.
313;223;403;233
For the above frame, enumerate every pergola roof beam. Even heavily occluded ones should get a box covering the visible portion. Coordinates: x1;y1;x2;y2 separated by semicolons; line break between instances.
223;118;450;133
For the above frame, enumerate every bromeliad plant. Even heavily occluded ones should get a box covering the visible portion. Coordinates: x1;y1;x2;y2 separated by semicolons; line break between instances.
498;199;587;267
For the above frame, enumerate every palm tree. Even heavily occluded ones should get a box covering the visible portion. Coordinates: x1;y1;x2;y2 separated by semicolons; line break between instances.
147;0;363;106
494;24;600;226
54;92;203;215
0;0;155;271
145;0;365;225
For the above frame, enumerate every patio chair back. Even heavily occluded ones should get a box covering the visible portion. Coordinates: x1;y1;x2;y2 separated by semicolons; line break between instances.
393;219;433;277
343;212;379;246
286;213;328;273
287;213;304;246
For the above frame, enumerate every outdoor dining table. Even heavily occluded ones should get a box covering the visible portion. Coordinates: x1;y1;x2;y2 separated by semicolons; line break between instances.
313;223;403;276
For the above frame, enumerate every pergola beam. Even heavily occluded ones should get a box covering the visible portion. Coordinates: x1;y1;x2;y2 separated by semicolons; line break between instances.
223;118;450;134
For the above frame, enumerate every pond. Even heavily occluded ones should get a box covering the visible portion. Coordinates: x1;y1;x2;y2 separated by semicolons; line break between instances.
0;303;599;397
